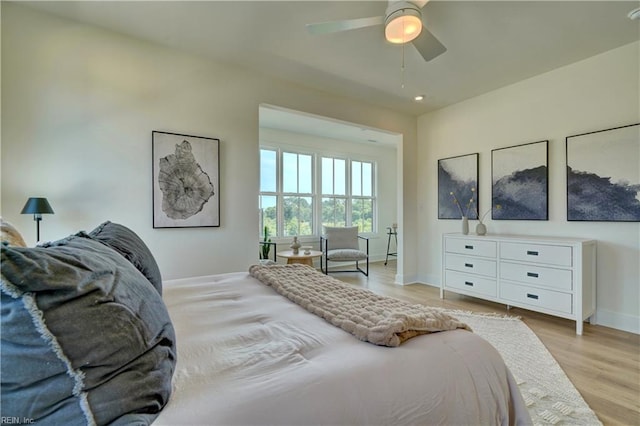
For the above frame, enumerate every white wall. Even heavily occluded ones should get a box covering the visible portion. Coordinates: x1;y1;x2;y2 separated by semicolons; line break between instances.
418;41;640;333
1;3;418;281
8;3;635;332
259;127;398;261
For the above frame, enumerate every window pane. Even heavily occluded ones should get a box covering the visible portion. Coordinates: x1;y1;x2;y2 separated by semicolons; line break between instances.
362;199;373;232
283;152;298;192
299;196;313;235
362;162;372;196
352;161;362;196
352;198;373;232
352;198;362;230
259;195;277;236
322;157;333;194
299;154;312;193
283;196;313;236
322;197;346;227
335;159;346;195
260;149;276;192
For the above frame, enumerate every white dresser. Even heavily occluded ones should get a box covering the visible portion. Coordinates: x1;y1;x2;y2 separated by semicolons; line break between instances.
441;233;596;334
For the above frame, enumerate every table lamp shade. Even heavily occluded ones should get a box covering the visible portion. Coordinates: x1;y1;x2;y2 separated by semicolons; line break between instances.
21;197;54;215
21;197;54;242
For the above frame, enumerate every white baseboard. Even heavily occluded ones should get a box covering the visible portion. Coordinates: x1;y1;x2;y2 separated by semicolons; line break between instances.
394;273;418;285
413;273;439;288
594;308;640;335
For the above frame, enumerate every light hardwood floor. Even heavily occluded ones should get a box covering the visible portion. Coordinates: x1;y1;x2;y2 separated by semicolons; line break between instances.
333;261;640;426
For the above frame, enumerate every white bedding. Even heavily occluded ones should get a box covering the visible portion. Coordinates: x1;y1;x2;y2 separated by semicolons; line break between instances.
156;272;532;425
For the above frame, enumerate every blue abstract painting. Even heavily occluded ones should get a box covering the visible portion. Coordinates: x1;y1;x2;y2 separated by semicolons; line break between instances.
492;141;548;220
438;153;478;219
566;123;640;222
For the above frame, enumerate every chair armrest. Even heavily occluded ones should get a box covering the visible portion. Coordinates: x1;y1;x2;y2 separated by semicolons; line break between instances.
358;235;369;255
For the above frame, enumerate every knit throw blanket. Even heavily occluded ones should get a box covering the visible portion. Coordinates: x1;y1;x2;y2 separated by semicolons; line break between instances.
248;264;471;347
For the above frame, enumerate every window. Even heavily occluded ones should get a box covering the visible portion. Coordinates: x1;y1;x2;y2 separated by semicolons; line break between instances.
259;148;278;236
282;152;313;236
321;157;346;227
321;157;375;232
351;160;375;233
259;148;314;237
260;148;376;237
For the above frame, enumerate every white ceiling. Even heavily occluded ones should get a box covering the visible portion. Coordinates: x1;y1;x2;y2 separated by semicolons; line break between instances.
19;0;640;142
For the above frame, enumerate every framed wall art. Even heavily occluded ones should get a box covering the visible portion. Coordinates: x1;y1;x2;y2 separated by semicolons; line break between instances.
152;131;220;228
491;140;548;220
566;123;640;222
438;153;479;219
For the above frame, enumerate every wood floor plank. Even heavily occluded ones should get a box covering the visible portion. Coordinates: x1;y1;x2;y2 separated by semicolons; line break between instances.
330;261;640;426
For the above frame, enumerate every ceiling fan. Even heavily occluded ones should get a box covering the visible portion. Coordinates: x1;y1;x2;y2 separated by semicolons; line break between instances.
306;0;446;62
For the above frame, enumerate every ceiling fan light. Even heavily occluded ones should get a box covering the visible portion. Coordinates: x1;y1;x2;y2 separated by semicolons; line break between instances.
385;10;422;44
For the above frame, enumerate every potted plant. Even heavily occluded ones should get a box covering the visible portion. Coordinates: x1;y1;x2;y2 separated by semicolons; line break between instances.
260;226;272;259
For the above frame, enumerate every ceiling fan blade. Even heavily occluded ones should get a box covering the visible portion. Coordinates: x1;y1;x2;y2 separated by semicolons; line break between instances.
306;16;384;35
412;27;446;61
408;0;430;9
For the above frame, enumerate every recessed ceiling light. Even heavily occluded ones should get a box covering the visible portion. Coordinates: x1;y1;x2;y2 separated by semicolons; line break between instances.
629;7;640;20
414;95;425;101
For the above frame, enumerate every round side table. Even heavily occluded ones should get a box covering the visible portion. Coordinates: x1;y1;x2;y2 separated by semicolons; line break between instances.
277;250;322;266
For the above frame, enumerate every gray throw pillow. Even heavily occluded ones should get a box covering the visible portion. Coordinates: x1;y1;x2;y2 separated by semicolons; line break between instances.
88;221;163;295
1;234;176;425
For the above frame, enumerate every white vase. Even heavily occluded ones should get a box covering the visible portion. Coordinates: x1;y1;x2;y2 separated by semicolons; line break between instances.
476;222;487;236
290;236;301;254
461;216;469;235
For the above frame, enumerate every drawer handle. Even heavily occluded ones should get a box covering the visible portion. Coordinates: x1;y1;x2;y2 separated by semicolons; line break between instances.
464;281;474;287
464;263;474;268
527;293;539;300
464;245;474;250
527;272;539;278
527;250;539;256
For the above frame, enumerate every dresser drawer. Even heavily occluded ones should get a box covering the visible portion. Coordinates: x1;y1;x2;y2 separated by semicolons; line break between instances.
500;281;572;314
500;261;572;291
445;238;496;258
445;270;497;298
445;254;497;278
500;242;572;267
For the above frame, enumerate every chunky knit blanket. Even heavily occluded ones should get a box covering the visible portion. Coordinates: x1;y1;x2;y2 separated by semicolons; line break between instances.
249;264;470;347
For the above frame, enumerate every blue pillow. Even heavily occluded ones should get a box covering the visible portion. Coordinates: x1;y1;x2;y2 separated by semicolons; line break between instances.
1;234;176;425
88;221;163;295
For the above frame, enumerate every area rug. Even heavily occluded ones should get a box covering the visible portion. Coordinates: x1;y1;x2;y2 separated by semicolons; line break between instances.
451;311;602;426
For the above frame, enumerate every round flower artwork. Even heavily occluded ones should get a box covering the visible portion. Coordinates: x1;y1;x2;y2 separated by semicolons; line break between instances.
158;140;215;220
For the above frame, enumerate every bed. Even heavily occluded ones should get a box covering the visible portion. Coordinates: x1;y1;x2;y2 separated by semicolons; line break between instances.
156;268;531;425
1;220;531;425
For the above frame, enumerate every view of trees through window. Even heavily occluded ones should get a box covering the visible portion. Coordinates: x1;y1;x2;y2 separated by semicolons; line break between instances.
259;148;375;237
350;160;374;232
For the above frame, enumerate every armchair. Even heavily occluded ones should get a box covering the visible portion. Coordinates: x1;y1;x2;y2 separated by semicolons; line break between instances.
320;226;369;276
